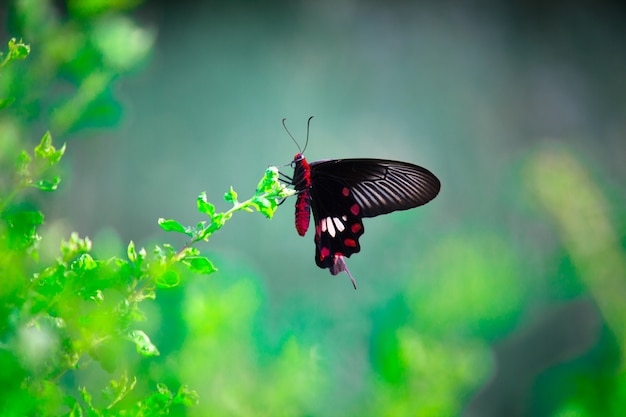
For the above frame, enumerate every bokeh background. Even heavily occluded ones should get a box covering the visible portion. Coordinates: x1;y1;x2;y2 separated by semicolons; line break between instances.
2;0;626;415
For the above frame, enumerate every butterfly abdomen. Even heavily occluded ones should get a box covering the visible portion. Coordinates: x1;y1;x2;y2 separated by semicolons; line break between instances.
292;153;312;236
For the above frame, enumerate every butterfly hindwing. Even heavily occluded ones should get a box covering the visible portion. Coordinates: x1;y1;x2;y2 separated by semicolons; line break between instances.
308;179;365;271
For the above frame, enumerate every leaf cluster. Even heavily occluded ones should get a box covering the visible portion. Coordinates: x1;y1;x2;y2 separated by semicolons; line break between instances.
158;166;294;274
0;24;295;415
0;127;291;416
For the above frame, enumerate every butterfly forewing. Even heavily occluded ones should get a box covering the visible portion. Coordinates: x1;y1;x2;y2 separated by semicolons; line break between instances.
309;159;441;217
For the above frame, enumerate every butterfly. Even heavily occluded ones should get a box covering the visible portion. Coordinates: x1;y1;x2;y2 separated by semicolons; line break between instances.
282;117;441;289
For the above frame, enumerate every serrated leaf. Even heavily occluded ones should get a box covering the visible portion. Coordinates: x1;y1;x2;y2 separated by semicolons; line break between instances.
197;192;215;218
224;186;237;203
127;330;160;357
157;218;190;235
182;256;217;275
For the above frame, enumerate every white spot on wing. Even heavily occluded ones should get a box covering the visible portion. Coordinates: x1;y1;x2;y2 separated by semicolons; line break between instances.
326;216;336;237
332;217;345;233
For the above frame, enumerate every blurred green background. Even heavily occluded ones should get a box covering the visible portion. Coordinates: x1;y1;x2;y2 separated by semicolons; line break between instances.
2;0;626;416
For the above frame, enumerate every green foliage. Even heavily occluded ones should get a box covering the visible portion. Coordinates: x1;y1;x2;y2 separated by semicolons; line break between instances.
0;6;290;414
0;0;155;137
0;38;30;108
159;166;293;245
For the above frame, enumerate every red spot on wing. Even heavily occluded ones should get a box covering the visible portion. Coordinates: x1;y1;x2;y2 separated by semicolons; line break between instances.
350;204;360;215
320;246;330;260
342;187;350;196
351;223;362;233
344;239;357;247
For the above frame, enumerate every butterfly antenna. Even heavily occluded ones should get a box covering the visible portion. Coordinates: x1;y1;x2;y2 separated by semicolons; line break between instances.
282;118;302;154
303;116;314;154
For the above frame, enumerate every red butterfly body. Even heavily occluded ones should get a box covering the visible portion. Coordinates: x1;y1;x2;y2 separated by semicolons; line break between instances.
290;151;441;289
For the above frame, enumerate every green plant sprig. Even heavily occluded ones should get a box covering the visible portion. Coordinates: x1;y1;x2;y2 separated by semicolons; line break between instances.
0;29;203;416
157;166;295;275
0;37;30;68
0;38;30;109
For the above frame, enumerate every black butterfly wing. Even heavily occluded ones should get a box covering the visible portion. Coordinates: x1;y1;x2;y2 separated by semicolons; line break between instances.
308;158;440;272
309;158;441;217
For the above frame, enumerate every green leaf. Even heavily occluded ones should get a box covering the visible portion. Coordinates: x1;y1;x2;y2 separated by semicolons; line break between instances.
17;150;31;179
197;192;215;218
60;233;92;262
138;383;173;414
34;131;53;159
174;385;200;406
157;218;190;235
33;131;66;166
127;330;160;357
252;196;279;218
178;246;200;258
103;372;137;407
212;212;228;228
155;269;180;288
8;38;30;60
257;166;280;193
182;256;217;275
90;289;104;303
71;253;97;271
127;240;137;262
34;176;61;191
79;386;95;410
2;209;44;250
49;144;66;165
224;186;238;204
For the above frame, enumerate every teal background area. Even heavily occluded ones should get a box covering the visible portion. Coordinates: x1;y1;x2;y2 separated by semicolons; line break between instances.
6;1;626;416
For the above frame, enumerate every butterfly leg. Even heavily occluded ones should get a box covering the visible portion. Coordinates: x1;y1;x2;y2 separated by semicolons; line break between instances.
329;255;357;290
278;171;293;183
